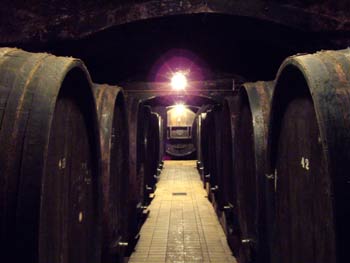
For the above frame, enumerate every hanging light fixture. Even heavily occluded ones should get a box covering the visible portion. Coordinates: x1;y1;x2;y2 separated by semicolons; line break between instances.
171;71;188;91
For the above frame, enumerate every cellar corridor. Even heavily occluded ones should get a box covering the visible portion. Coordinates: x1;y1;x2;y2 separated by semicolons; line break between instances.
129;161;236;263
1;2;350;263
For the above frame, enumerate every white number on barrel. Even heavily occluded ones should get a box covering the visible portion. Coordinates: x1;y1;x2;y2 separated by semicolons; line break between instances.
301;157;310;171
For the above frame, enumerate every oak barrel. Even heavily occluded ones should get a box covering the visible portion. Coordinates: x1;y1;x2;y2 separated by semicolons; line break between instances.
192;104;212;171
143;108;158;193
220;96;240;255
201;105;222;198
231;82;274;263
0;48;102;263
93;84;129;262
151;112;161;172
125;97;149;252
267;49;350;263
200;107;214;185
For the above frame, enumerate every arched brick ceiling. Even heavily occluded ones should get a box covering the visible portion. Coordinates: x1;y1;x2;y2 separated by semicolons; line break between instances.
0;0;349;44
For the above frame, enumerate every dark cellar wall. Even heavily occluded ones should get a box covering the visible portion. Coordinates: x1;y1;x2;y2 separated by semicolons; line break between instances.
1;0;350;84
4;14;339;85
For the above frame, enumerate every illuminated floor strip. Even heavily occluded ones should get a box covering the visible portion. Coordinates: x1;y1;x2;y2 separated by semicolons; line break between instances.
129;160;237;263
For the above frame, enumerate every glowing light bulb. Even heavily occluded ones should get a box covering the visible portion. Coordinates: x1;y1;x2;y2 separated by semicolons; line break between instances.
174;103;186;116
171;72;187;90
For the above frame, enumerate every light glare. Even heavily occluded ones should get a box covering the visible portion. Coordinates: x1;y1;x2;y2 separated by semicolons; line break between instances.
174;103;186;116
171;72;187;90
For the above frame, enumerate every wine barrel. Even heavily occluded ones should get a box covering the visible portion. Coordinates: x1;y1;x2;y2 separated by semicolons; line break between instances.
220;96;241;255
0;48;18;127
231;82;274;263
93;84;129;262
151;112;162;176
126;97;149;252
220;96;237;211
267;49;350;263
0;48;102;263
203;105;222;199
157;113;164;169
143;108;158;192
192;104;212;171
165;143;196;158
200;107;214;185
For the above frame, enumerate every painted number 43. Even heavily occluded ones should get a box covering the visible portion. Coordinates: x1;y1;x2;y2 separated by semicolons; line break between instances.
301;157;310;171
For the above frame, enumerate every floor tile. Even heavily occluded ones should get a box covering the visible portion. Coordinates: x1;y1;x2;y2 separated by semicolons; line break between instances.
129;161;236;263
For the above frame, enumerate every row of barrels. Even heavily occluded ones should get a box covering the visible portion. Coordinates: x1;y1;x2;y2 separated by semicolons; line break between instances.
0;48;162;263
195;49;350;263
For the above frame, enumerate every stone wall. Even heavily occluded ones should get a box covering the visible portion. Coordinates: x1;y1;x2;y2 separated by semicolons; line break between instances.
1;0;349;44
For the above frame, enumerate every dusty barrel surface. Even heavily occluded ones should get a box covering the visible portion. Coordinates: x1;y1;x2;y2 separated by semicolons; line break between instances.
93;84;129;262
267;49;350;263
0;48;102;263
231;82;274;263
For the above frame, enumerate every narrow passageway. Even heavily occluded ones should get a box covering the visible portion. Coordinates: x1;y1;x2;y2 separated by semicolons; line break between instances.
129;161;237;263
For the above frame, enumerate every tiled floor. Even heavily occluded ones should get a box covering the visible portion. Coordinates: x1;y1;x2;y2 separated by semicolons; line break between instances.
129;160;237;263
